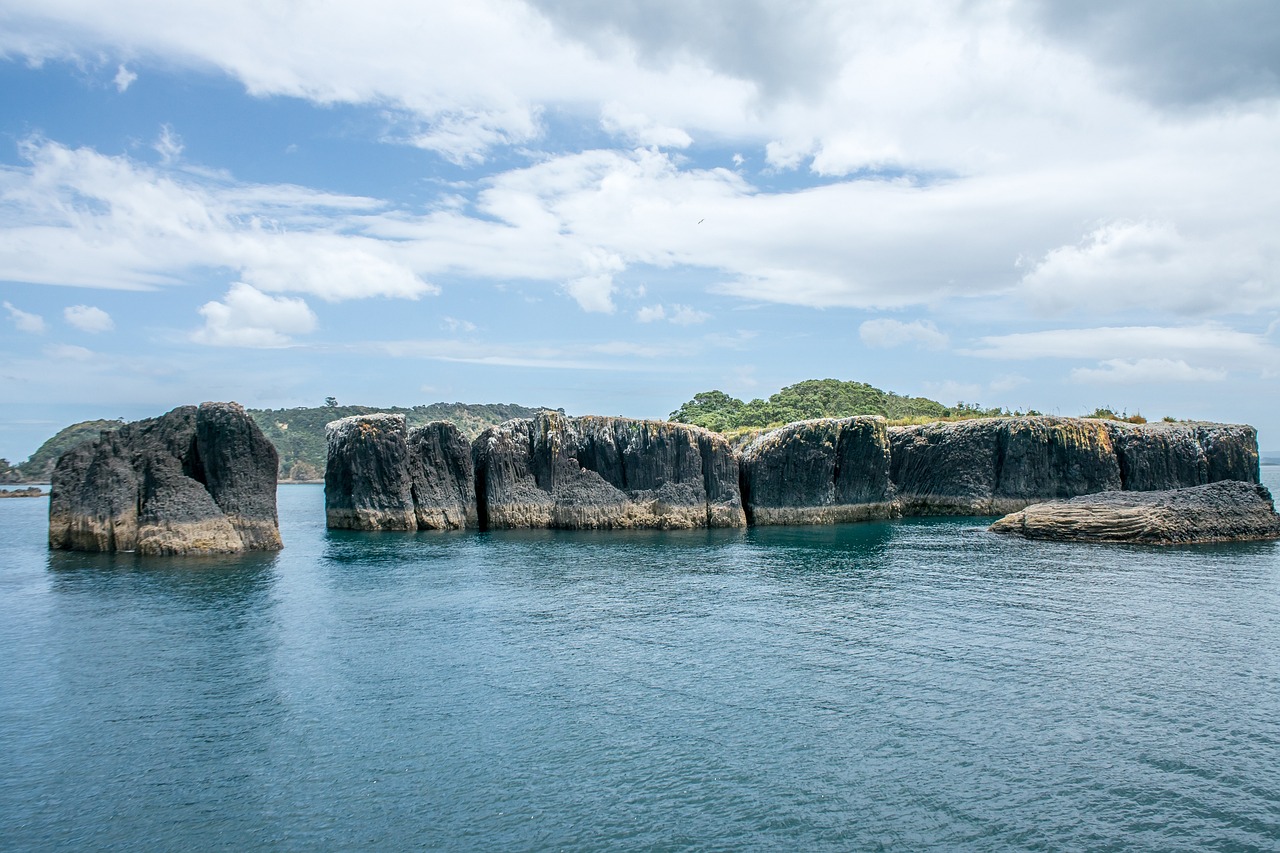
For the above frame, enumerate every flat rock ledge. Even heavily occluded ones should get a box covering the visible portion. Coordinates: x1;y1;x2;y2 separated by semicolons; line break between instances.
49;402;282;555
989;480;1280;545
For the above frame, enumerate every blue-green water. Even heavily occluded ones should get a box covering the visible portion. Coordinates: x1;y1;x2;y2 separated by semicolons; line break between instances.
3;475;1280;851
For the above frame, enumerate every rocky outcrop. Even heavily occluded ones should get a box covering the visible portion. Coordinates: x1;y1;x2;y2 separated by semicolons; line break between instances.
889;417;1121;515
325;415;476;531
1106;421;1259;490
472;413;745;530
989;480;1280;544
740;417;897;525
48;403;282;555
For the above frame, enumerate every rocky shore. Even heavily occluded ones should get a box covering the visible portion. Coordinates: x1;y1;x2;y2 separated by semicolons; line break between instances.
322;412;1261;540
48;403;282;555
989;481;1280;544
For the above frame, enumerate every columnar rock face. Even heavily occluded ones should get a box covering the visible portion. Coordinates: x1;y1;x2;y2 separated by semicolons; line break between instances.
989;481;1280;544
49;402;282;555
740;417;897;525
1106;422;1259;490
325;415;475;530
471;413;745;530
889;417;1121;515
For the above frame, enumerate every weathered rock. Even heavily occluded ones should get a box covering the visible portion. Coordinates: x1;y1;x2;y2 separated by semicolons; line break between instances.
1106;421;1260;490
989;480;1280;544
49;403;281;555
408;421;477;530
740;417;897;525
472;413;745;530
325;415;476;530
889;417;1121;515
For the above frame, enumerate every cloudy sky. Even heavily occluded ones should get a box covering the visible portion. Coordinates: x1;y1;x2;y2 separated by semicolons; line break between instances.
1;0;1278;460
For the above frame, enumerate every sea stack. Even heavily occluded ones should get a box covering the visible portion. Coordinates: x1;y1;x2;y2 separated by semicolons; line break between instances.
471;412;745;530
740;417;897;525
989;481;1280;544
48;402;282;555
325;415;476;530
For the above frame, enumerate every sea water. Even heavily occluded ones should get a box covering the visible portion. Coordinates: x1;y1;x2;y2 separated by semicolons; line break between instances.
2;473;1279;851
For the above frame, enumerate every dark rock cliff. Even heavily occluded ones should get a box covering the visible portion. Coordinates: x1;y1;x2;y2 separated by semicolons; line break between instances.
472;412;745;530
49;402;281;555
740;417;897;525
990;480;1280;544
1106;422;1259;490
325;415;475;530
889;417;1121;515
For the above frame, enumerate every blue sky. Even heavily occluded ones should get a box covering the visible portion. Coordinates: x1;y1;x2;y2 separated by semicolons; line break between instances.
2;0;1279;461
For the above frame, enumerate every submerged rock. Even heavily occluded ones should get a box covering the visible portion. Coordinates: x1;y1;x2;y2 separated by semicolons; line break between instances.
325;415;475;531
740;417;897;525
889;417;1121;515
989;480;1280;544
49;402;282;555
472;413;745;530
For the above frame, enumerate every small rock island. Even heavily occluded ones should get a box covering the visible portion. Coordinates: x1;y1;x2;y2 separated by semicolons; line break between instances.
49;402;282;555
989;481;1280;544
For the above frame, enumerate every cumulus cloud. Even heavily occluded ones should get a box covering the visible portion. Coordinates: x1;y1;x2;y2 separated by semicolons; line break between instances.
193;283;317;347
1070;358;1228;384
858;318;948;349
1020;220;1278;316
63;304;114;332
3;301;45;333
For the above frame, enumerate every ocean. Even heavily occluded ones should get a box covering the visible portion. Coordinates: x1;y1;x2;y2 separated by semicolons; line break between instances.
3;471;1279;850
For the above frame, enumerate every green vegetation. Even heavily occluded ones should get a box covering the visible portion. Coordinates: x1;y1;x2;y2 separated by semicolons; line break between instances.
668;379;1018;436
2;419;122;482
1081;407;1147;424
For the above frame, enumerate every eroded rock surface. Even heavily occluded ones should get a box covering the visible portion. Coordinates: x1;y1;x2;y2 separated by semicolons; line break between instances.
889;417;1121;515
740;417;896;524
472;413;745;530
1106;422;1259;490
49;402;282;555
325;415;475;530
989;480;1280;544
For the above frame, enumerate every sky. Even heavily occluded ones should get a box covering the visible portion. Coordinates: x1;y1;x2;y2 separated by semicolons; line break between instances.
1;0;1278;462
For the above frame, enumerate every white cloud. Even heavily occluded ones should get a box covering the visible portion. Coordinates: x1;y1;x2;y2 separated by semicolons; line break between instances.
859;318;948;349
113;63;136;92
1020;220;1278;316
193;282;317;347
600;104;692;149
1070;358;1228;384
636;303;709;325
964;324;1279;364
441;316;477;333
63;304;114;332
3;301;45;333
153;124;183;165
42;343;93;361
636;304;666;323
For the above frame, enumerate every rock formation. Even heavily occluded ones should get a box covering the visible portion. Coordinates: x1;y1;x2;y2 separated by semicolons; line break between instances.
325;415;476;531
48;403;282;555
472;412;745;530
740;417;897;524
888;417;1121;515
1105;421;1259;490
989;480;1280;544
